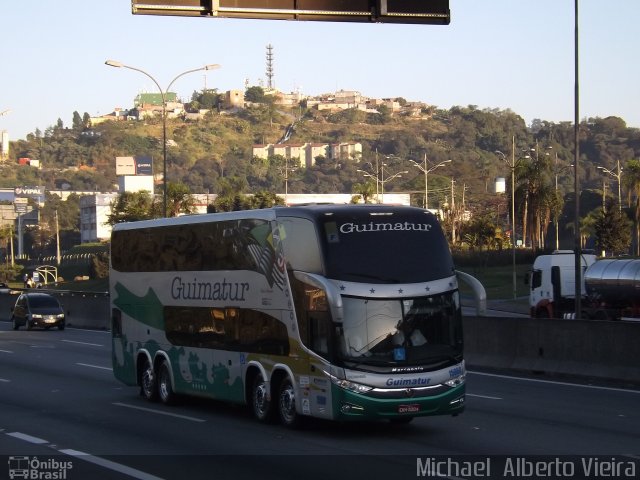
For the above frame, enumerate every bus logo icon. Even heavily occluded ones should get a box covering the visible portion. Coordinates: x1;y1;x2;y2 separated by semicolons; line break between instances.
8;456;30;479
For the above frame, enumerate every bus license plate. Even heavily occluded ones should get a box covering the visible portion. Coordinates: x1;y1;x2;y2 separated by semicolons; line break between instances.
398;404;420;414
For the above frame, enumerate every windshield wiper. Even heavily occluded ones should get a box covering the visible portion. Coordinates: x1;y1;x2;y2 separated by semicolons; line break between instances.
351;331;393;355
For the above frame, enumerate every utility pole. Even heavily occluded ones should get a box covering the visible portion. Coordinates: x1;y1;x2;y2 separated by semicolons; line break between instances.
56;210;61;265
450;178;456;244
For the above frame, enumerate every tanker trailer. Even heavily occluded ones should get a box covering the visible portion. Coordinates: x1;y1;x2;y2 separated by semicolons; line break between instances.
584;258;640;320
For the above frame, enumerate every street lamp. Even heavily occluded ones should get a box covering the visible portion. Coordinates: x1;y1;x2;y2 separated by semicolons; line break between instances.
408;153;451;209
597;159;623;211
379;163;408;204
105;60;220;217
496;137;521;300
356;167;379;201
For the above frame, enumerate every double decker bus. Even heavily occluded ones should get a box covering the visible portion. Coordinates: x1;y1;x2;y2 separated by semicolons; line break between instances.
110;204;466;426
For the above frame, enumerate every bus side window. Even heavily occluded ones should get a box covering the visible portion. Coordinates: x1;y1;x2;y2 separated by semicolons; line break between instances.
290;274;333;358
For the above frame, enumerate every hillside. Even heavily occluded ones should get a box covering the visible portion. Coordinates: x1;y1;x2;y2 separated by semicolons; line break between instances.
5;103;640;249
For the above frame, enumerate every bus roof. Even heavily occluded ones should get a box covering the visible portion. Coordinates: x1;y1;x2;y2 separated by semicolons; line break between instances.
276;203;435;221
111;208;277;232
111;204;435;232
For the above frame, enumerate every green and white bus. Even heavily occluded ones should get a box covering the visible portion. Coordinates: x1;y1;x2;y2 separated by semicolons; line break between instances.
110;204;465;426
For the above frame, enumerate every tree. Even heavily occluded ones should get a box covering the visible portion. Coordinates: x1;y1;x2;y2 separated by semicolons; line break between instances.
190;89;221;110
245;86;266;103
72;111;83;131
594;205;632;256
461;215;499;251
622;159;640;255
212;177;252;212
352;182;376;204
106;191;155;225
251;190;285;208
162;182;196;218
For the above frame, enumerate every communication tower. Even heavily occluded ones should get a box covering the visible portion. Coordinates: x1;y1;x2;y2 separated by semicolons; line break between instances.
266;44;275;90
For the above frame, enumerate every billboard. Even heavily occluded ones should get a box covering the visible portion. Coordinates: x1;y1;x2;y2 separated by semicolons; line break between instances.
131;0;450;25
14;186;46;205
116;156;153;176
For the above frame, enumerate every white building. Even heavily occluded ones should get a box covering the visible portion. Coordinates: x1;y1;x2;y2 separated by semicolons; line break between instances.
80;194;118;243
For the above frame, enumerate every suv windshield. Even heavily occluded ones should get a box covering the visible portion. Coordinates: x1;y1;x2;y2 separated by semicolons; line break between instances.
29;296;60;309
337;291;462;367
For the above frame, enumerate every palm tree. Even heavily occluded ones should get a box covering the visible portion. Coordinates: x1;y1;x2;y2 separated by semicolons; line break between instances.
352;182;376;204
622;159;640;255
516;152;553;250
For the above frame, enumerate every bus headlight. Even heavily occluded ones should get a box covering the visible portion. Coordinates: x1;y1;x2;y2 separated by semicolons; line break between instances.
325;371;372;394
445;374;466;388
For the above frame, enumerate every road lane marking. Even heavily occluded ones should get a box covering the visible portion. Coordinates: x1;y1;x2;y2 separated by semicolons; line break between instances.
466;393;502;400
0;378;10;382
113;402;206;422
0;348;13;353
3;431;165;480
77;362;112;371
468;370;640;394
60;449;164;480
7;432;49;444
62;339;104;347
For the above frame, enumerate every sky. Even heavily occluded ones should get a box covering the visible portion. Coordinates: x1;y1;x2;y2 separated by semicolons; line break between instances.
1;0;639;141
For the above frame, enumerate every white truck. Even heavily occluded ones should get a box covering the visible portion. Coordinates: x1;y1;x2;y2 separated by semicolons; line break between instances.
528;250;597;318
530;251;640;320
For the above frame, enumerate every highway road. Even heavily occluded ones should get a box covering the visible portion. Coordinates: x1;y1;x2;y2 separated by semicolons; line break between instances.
0;322;638;480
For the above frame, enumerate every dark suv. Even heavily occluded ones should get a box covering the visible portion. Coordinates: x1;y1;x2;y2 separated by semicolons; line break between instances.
11;293;66;330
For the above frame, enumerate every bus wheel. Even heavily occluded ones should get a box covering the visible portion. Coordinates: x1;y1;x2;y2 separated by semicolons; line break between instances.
140;357;158;402
251;373;274;422
158;361;177;405
278;377;301;428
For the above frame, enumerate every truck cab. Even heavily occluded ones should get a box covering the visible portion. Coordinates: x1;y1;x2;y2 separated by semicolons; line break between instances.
529;250;597;318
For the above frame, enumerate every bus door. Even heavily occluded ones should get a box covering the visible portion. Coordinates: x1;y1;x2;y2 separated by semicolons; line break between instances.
291;272;339;420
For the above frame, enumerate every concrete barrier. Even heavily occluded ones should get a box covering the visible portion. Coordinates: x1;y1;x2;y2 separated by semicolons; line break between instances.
0;289;110;330
2;291;638;386
463;315;640;386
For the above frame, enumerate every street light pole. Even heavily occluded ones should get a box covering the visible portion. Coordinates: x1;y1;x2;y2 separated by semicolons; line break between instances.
597;159;623;211
496;137;521;300
379;164;408;204
408;153;451;209
105;60;220;217
357;164;407;205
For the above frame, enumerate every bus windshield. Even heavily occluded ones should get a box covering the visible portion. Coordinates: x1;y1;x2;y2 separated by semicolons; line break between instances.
338;291;462;367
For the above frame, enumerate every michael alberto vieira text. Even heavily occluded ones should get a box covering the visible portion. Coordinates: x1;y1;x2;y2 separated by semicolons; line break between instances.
416;457;637;478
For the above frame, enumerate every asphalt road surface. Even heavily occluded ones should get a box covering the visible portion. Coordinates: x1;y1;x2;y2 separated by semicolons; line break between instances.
1;322;638;480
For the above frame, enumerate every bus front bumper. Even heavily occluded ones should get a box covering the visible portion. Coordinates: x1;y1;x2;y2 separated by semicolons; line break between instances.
332;383;465;421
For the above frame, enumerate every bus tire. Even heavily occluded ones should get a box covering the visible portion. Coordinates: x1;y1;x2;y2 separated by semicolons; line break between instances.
140;357;158;402
278;376;302;428
158;361;177;405
251;373;274;423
